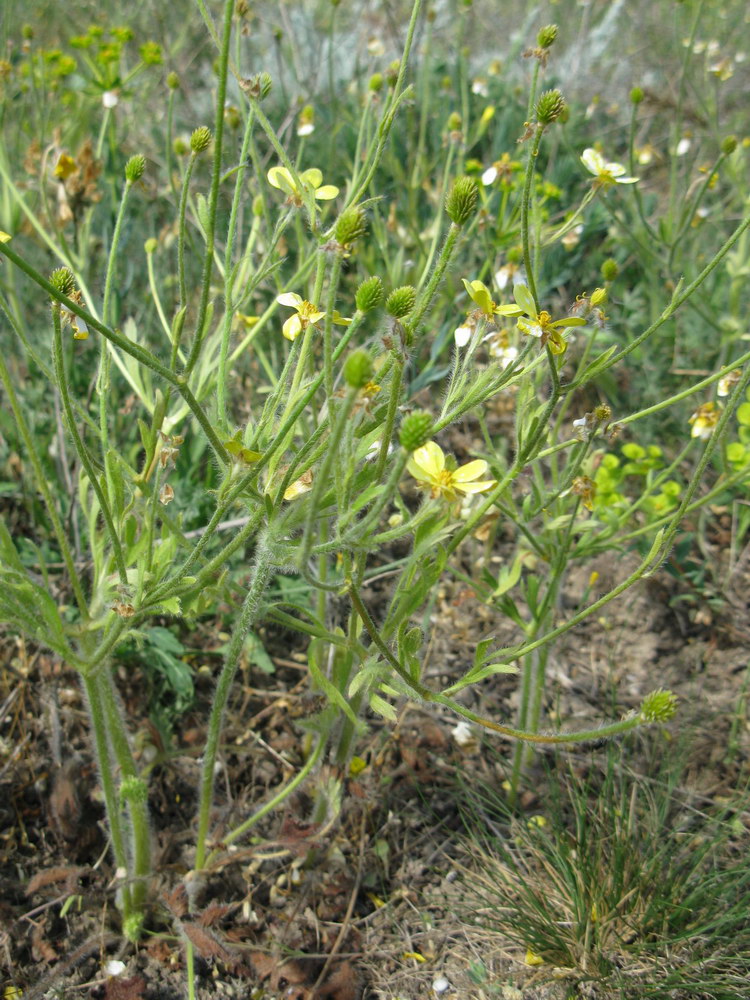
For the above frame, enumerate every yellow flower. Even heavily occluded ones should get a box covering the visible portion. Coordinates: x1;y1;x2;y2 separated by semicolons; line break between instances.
276;292;325;341
581;148;638;187
689;401;721;438
267;166;338;205
275;292;350;341
0;231;11;243
506;283;586;356
407;441;495;501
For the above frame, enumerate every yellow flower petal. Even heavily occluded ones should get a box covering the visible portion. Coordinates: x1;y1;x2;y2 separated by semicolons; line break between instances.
282;314;302;341
453;459;489;482
277;291;303;308
411;441;445;479
314;184;339;200
267;166;295;193
454;479;495;495
300;167;323;188
0;231;11;243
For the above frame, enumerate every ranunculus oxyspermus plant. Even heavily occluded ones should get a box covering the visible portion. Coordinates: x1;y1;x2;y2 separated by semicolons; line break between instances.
1;1;749;984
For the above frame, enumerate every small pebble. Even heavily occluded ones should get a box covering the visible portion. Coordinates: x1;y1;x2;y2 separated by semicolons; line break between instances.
432;976;450;993
104;960;126;976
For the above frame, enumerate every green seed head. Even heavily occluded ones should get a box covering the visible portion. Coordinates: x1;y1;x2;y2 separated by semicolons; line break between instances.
120;776;149;805
356;276;384;313
368;72;384;93
445;176;478;227
125;154;146;183
640;689;678;723
447;111;462;132
385;285;417;319
50;267;75;296
343;348;374;388
601;257;619;282
630;86;644;105
167;70;180;89
123;912;144;943
190;126;212;154
144;237;158;254
721;134;738;155
537;24;558;49
335;205;368;247
535;89;566;126
399;411;433;452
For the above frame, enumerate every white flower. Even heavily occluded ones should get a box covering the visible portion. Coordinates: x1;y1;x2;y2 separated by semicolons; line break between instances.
675;137;691;157
581;148;638;186
102;90;119;109
481;165;498;186
454;324;474;348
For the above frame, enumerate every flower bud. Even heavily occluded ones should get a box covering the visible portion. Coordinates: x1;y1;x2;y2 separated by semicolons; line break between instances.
369;72;384;92
447;111;462;132
535;89;566;126
355;276;383;313
537;24;558;49
385;60;400;87
640;689;677;723
630;86;644;105
125;154;146;183
385;285;416;319
167;71;180;89
445;176;478;226
399;411;433;451
343;348;374;388
590;287;607;307
721;134;738;155
600;258;619;282
50;267;75;296
335;205;368;246
120;776;149;804
239;72;273;99
190;126;212;154
144;238;158;254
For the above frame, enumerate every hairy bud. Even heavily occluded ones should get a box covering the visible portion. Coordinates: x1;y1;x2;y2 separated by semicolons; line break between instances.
399;411;433;451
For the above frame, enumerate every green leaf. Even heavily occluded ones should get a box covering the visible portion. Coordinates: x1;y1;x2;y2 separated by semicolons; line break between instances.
245;630;275;674
369;692;398;721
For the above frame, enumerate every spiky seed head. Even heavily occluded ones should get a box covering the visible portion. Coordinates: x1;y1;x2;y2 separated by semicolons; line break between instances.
640;689;678;722
369;72;384;92
445;176;478;226
537;24;558;49
50;267;75;296
385;285;416;319
601;257;619;282
123;913;144;943
399;411;434;452
125;154;145;183
721;134;738;155
343;349;374;388
190;127;212;154
630;86;644;105
356;276;383;313
335;205;368;246
120;776;149;804
535;89;566;126
594;403;612;422
167;71;180;90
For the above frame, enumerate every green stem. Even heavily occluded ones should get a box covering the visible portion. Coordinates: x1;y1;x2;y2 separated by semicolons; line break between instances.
82;672;133;920
52;309;128;587
0;349;89;618
0;241;230;467
194;543;273;869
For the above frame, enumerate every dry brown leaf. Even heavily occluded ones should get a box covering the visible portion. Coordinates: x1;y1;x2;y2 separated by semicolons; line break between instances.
26;866;84;895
